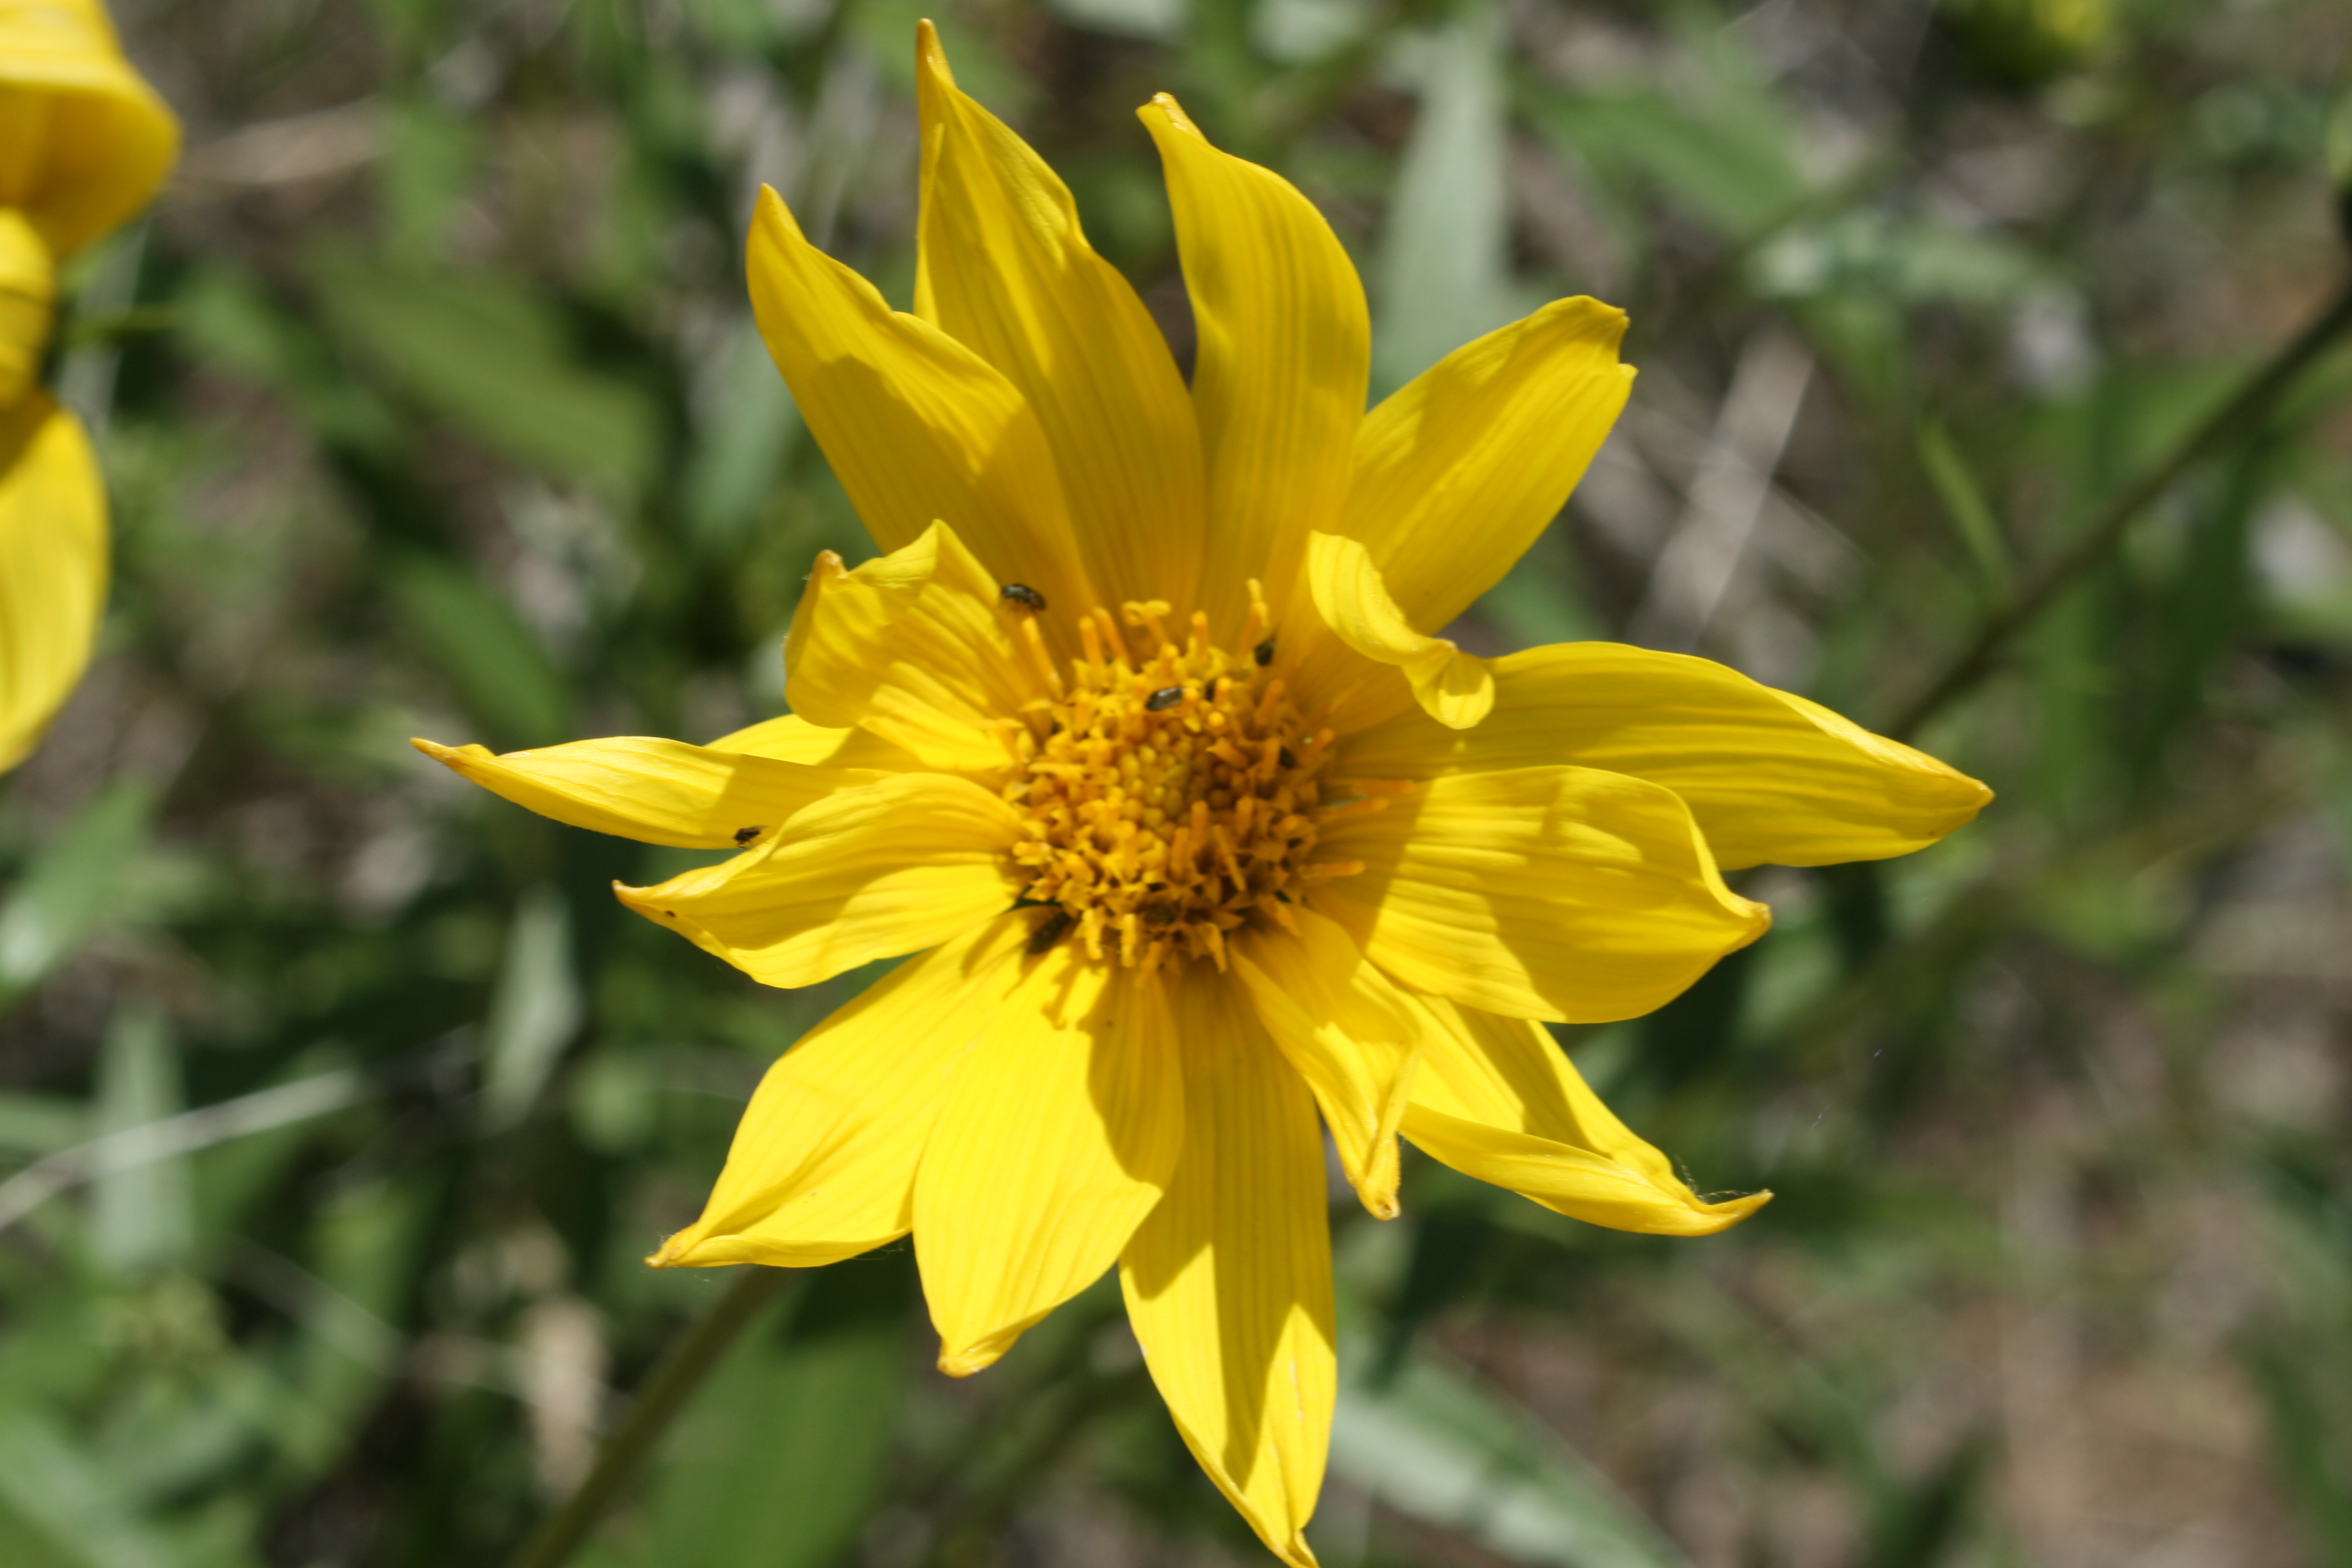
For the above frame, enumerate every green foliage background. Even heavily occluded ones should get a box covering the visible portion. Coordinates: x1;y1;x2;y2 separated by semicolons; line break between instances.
7;0;2352;1563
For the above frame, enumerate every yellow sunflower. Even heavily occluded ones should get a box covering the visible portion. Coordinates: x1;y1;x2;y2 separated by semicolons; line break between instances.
419;25;1988;1563
0;0;177;772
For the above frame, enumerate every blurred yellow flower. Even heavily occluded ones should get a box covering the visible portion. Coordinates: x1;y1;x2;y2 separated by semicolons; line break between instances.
420;24;1988;1563
0;0;177;771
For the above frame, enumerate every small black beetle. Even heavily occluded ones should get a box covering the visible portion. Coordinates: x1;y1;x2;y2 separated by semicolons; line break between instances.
1145;685;1186;711
733;825;763;846
1026;909;1074;954
1000;583;1048;612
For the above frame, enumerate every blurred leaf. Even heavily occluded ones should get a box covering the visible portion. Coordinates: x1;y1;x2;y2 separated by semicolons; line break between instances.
633;1255;917;1568
2331;61;2352;241
1043;0;1183;44
2247;1340;2352;1566
1376;2;1519;391
681;317;801;560
1523;70;1808;246
0;1413;186;1568
1858;1432;1991;1568
380;97;486;264
388;551;573;750
482;886;584;1131
1749;211;2042;309
0;782;156;998
678;0;789;54
0;1096;88;1159
1331;1340;1691;1568
91;1005;190;1279
1918;419;2016;602
270;1177;439;1481
171;266;400;456
1369;1211;1494;1386
2124;440;2269;796
1255;0;1373;65
1471;528;1605;647
307;253;659;492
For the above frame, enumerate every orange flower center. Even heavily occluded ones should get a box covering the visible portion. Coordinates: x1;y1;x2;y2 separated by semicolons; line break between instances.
997;588;1372;973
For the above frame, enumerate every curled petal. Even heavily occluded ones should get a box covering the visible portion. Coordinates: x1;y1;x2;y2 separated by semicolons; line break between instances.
1232;907;1418;1219
784;520;1051;771
1302;532;1492;730
0;0;180;260
1401;995;1767;1235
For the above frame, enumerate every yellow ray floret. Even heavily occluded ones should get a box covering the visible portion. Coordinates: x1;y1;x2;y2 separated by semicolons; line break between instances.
0;396;105;771
1122;975;1334;1568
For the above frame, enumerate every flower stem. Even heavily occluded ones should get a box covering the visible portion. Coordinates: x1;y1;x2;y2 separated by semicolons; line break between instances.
499;1266;795;1568
1885;270;2352;743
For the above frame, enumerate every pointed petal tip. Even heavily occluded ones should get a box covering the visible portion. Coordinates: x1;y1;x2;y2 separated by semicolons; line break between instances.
750;181;799;242
1679;1187;1772;1236
1555;293;1632;334
1728;897;1774;951
610;880;664;918
915;17;953;83
936;1340;1006;1379
1354;1135;1403;1219
1138;91;1198;136
412;736;497;772
1655;1187;1771;1235
1267;1530;1321;1568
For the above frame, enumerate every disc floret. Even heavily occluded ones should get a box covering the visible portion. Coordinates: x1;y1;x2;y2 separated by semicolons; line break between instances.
999;587;1379;973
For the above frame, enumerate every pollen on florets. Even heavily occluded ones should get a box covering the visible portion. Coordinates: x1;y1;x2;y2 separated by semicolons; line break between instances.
996;583;1387;974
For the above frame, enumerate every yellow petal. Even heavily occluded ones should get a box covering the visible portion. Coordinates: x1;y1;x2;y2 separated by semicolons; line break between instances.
0;395;103;773
1137;94;1367;642
1120;973;1333;1568
410;734;881;849
654;915;1033;1268
1310;766;1769;1024
0;210;55;405
615;772;1026;988
915;945;1183;1376
914;24;1204;616
745;186;1094;622
1338;641;1994;870
0;0;180;260
1231;908;1417;1220
1400;995;1768;1235
1341;298;1632;633
1301;532;1492;730
706;713;929;772
783;520;1046;771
